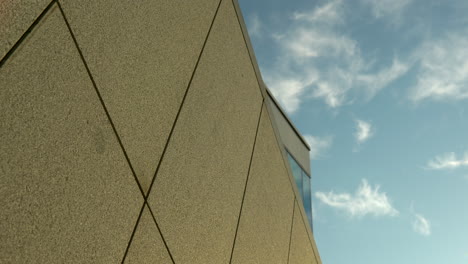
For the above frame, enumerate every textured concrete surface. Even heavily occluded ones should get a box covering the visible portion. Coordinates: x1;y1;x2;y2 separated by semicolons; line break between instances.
289;202;318;264
125;205;173;264
147;0;263;263
267;97;311;175
263;97;317;250
0;0;50;59
231;0;268;99
231;105;294;264
0;7;142;263
58;0;221;193
310;235;323;264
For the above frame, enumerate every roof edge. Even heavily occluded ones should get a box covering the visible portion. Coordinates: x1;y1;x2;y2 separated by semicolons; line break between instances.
230;0;310;151
265;88;311;151
232;3;321;263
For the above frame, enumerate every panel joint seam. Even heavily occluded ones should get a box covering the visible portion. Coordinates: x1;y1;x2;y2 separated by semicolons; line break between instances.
143;0;223;200
0;0;56;67
228;99;264;264
56;0;145;198
146;203;176;264
120;202;146;264
287;199;296;264
231;2;318;249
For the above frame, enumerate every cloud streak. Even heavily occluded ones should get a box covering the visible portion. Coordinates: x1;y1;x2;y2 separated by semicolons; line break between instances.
304;134;333;160
293;0;343;25
360;0;412;20
412;213;431;236
411;34;468;102
247;14;262;38
426;152;468;170
315;179;399;217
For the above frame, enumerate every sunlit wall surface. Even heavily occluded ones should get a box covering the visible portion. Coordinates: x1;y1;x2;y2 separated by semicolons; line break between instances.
1;0;322;263
287;153;313;231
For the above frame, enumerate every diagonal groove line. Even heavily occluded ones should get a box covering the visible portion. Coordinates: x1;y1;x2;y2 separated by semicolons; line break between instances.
234;0;320;257
231;4;316;249
229;101;264;264
144;0;223;200
301;208;320;264
56;0;145;198
146;203;176;264
233;0;310;243
231;2;320;261
120;202;146;264
0;0;56;68
287;199;296;264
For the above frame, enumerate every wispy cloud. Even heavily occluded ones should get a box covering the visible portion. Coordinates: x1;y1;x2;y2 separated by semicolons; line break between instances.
357;58;410;100
355;119;374;144
426;152;468;170
292;0;343;25
412;213;431;236
360;0;412;21
315;179;399;217
283;28;358;60
265;71;318;113
304;134;333;160
410;34;468;102
247;14;262;38
262;0;409;113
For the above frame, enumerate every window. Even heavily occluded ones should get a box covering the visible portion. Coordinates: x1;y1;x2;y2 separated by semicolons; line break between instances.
287;154;303;197
287;153;313;231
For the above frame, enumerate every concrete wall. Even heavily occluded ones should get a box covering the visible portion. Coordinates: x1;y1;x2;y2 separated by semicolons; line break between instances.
0;0;322;263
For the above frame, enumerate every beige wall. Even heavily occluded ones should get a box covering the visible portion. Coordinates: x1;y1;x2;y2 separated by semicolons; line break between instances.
0;0;321;263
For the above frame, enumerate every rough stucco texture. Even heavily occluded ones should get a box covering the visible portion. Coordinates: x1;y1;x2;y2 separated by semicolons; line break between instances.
230;105;295;264
289;202;319;264
124;206;172;264
0;0;50;59
58;0;221;193
0;6;143;263
147;0;263;263
1;0;322;263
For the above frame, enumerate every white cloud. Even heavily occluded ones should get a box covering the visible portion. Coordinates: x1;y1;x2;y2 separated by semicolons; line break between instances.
360;0;411;20
355;119;374;144
315;179;399;217
357;58;410;99
411;34;468;102
412;213;431;236
247;14;262;38
265;70;318;113
263;0;409;113
304;134;333;160
293;0;343;25
426;152;468;170
284;28;359;60
312;81;348;108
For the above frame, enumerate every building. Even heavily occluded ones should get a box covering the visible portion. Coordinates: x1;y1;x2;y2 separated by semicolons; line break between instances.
0;0;322;263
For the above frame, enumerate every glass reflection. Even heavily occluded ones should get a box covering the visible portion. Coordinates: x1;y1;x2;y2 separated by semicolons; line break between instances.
287;154;303;197
287;152;313;231
302;171;313;231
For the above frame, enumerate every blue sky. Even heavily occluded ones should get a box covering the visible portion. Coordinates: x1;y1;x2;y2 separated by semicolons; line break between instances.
239;0;468;263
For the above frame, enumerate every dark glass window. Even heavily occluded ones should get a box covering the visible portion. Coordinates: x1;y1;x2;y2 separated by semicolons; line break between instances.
287;153;313;231
302;170;313;232
287;154;303;197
